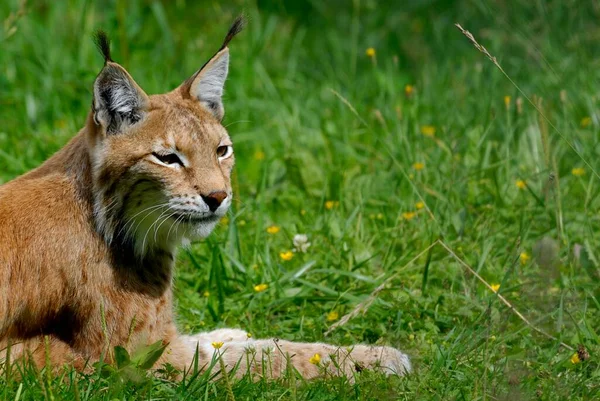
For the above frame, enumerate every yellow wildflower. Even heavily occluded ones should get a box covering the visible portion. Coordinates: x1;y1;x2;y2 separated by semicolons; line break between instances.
365;47;376;57
279;251;294;261
416;201;425;210
571;353;580;364
412;162;425;171
266;225;280;234
211;341;224;349
504;96;511;109
246;333;252;339
516;180;526;189
254;150;265;160
325;200;339;210
520;252;530;265
405;84;414;97
572;168;585;177
402;212;416;220
581;117;592;128
309;353;321;365
490;284;500;293
326;311;339;322
254;283;268;292
420;125;436;137
376;213;383;220
203;291;210;298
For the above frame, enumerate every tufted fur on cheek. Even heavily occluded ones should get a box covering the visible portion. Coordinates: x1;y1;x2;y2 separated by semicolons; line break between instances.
93;62;149;135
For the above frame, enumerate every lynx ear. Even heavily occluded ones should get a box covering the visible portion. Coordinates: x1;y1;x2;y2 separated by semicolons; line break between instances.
181;16;245;121
186;49;229;120
92;32;149;134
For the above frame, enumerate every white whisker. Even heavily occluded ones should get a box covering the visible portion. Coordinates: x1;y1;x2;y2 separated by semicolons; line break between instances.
140;207;173;254
153;210;178;244
167;214;185;241
119;203;170;240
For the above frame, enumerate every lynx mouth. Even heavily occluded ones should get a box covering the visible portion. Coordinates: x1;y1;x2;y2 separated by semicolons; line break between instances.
171;212;220;224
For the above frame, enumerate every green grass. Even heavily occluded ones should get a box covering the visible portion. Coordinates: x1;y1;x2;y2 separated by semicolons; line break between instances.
1;0;600;399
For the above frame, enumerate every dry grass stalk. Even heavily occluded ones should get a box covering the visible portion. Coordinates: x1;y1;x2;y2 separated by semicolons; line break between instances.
324;241;440;336
454;24;498;66
455;23;600;182
328;240;574;351
438;240;573;351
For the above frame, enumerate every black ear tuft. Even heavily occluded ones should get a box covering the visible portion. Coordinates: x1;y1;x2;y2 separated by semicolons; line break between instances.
179;15;245;119
94;30;113;64
219;15;246;51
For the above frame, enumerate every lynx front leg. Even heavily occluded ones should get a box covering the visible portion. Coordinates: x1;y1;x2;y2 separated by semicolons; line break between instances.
0;336;89;373
189;328;250;343
151;327;247;375
190;338;411;380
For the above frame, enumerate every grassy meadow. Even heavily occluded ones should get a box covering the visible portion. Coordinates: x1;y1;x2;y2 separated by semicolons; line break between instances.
1;0;600;399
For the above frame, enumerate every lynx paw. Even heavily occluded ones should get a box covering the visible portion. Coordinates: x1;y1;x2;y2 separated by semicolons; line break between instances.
352;345;411;375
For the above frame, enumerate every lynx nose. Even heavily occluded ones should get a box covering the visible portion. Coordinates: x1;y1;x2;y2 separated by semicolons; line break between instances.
201;190;227;212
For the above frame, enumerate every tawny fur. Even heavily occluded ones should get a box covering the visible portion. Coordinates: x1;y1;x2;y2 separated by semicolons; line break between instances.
0;18;410;380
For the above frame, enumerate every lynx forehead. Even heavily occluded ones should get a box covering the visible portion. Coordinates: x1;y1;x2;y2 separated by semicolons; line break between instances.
0;16;410;380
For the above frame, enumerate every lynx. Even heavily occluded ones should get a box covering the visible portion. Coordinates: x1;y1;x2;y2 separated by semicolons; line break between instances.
0;17;411;380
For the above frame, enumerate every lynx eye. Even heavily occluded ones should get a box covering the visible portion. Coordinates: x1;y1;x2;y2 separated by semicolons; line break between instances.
217;145;233;160
152;152;184;167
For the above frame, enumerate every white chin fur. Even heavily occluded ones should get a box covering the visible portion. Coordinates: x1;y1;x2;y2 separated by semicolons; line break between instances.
188;219;219;239
131;215;219;257
177;222;218;253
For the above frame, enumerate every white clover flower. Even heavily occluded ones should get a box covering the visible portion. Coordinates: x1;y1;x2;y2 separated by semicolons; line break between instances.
293;234;311;253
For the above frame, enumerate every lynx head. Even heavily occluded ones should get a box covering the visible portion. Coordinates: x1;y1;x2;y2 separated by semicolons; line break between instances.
88;17;244;258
